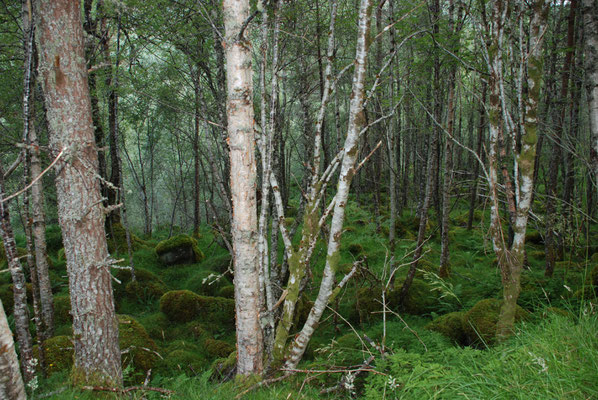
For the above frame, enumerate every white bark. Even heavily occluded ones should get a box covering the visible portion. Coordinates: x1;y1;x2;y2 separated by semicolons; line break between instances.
0;300;26;400
223;0;264;376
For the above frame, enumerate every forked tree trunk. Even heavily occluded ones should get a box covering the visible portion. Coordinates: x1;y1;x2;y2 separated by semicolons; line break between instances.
283;0;372;370
35;0;123;386
223;0;264;376
0;300;26;400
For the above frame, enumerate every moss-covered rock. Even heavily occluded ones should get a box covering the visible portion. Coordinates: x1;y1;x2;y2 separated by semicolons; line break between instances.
159;290;235;327
425;311;466;345
217;285;235;299
107;222;147;255
113;268;168;307
389;278;439;315
138;312;170;341
155;234;204;265
41;335;73;376
186;270;231;297
118;315;159;383
462;298;528;347
53;295;72;326
211;351;237;381
161;350;206;376
204;338;235;358
159;290;201;323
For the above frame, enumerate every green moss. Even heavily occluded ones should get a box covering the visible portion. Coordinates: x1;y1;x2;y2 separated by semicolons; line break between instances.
0;284;14;315
107;222;147;255
292;294;313;332
113;267;167;304
159;290;235;327
159;290;201;323
426;311;467;345
526;230;544;245
589;264;598;287
53;295;72;326
204;338;235;358
118;314;159;383
211;351;237;380
160;350;206;376
155;234;204;265
185;270;231;297
217;285;235;299
205;254;232;274
57;248;65;261
462;299;528;347
347;243;364;256
138;312;170;341
40;335;73;376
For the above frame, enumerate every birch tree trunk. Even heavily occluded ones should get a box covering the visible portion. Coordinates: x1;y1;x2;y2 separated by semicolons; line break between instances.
0;166;34;384
583;0;598;187
0;300;26;400
35;0;123;386
283;0;372;370
223;0;264;376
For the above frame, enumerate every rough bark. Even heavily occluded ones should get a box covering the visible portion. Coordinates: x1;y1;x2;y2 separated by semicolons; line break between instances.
223;0;264;376
0;300;26;400
35;0;123;386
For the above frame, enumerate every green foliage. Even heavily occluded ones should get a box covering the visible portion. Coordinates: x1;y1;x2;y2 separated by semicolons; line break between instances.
204;338;235;358
53;295;72;326
45;225;64;255
39;335;73;376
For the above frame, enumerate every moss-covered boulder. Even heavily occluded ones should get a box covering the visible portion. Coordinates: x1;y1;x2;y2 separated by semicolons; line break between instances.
139;312;171;341
462;298;528;347
40;335;73;376
53;295;72;326
425;311;466;345
185;270;231;297
204;338;235;358
113;267;168;305
388;278;439;315
155;234;204;265
159;290;200;323
206;254;233;274
211;351;237;381
118;315;159;383
106;222;147;254
159;290;235;327
217;285;235;299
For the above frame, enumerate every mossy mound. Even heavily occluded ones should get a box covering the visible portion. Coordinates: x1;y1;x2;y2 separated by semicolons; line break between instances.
118;314;159;383
107;222;147;255
155;234;204;265
53;295;72;326
159;290;235;326
211;351;237;381
205;254;232;274
40;335;73;376
425;311;467;345
113;267;168;305
138;312;170;341
204;338;235;358
0;284;14;315
462;298;528;347
589;264;598;287
160;349;206;376
217;285;235;299
185;270;231;297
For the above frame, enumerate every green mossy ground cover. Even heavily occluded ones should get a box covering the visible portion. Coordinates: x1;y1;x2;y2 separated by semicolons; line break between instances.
34;203;598;399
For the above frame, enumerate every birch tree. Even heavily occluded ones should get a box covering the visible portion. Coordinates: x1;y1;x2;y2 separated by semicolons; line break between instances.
583;0;598;186
0;300;26;400
484;0;548;339
35;0;123;386
223;0;264;376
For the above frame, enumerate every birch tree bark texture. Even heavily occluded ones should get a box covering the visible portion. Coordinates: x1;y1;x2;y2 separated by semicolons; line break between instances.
35;0;123;386
223;0;264;376
0;300;26;400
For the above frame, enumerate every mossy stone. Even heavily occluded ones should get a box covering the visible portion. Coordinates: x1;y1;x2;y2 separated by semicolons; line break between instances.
217;285;235;299
462;298;528;347
113;267;167;304
139;312;170;341
207;254;233;274
106;222;148;255
41;335;73;376
425;311;467;345
159;290;201;323
118;314;159;383
211;351;237;380
204;338;235;358
155;234;204;265
161;350;206;376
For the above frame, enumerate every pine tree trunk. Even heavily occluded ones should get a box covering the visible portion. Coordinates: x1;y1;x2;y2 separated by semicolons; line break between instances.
583;0;598;186
223;0;264;376
35;0;123;386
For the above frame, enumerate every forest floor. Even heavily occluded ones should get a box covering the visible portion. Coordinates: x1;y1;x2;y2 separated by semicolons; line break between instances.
7;195;597;399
